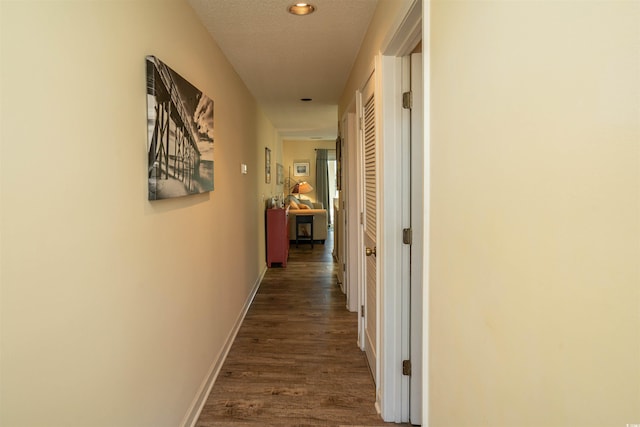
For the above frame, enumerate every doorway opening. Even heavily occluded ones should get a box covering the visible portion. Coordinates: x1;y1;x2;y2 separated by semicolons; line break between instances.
328;159;337;225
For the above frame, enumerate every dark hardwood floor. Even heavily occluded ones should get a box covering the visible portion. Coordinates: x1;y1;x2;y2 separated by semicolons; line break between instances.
196;230;404;426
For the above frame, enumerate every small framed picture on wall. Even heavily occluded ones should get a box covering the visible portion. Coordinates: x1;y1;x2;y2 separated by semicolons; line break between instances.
276;163;284;184
293;161;309;177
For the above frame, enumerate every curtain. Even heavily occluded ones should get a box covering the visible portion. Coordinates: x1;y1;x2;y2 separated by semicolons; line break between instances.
315;149;330;225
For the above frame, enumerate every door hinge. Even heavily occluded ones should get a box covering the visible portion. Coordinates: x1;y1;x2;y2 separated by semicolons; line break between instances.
403;228;412;245
360;212;364;225
343;262;346;272
402;91;413;109
361;305;365;318
359;116;364;130
402;359;412;376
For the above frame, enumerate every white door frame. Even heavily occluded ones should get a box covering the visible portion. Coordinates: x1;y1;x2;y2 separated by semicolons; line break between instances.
377;0;426;423
345;89;367;351
341;105;359;315
409;50;424;424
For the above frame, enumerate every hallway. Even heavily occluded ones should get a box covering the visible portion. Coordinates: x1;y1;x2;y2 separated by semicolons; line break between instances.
196;231;400;426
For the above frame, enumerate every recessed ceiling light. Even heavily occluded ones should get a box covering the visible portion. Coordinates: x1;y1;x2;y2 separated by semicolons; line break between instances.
300;98;313;102
288;3;316;16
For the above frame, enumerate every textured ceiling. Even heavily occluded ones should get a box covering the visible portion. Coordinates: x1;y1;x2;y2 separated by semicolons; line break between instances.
188;0;378;140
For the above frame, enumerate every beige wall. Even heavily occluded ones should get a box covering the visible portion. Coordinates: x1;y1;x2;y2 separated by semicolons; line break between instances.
0;1;279;426
430;1;639;426
283;140;335;204
256;113;284;269
339;0;408;113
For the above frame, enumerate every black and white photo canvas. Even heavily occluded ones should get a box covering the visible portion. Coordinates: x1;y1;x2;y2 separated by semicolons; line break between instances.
146;55;214;200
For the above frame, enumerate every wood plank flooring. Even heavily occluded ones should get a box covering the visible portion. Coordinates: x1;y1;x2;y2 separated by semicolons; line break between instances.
196;231;405;426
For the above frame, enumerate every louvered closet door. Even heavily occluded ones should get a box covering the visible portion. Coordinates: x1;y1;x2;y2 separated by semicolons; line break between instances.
361;74;378;383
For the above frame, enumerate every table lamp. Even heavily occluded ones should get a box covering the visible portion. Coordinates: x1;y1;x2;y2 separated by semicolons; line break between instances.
291;181;313;199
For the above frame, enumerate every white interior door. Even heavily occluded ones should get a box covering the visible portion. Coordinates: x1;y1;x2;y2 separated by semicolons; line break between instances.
361;73;378;382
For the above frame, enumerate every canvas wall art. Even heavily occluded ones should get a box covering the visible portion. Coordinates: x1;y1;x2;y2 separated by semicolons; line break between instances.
146;55;214;200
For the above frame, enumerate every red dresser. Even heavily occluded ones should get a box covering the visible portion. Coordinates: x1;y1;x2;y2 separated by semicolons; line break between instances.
266;208;289;267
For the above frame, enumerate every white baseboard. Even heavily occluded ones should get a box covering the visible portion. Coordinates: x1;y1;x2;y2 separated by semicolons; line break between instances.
181;265;268;427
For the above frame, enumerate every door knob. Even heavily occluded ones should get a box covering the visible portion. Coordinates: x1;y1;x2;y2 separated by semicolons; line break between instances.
365;246;376;257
